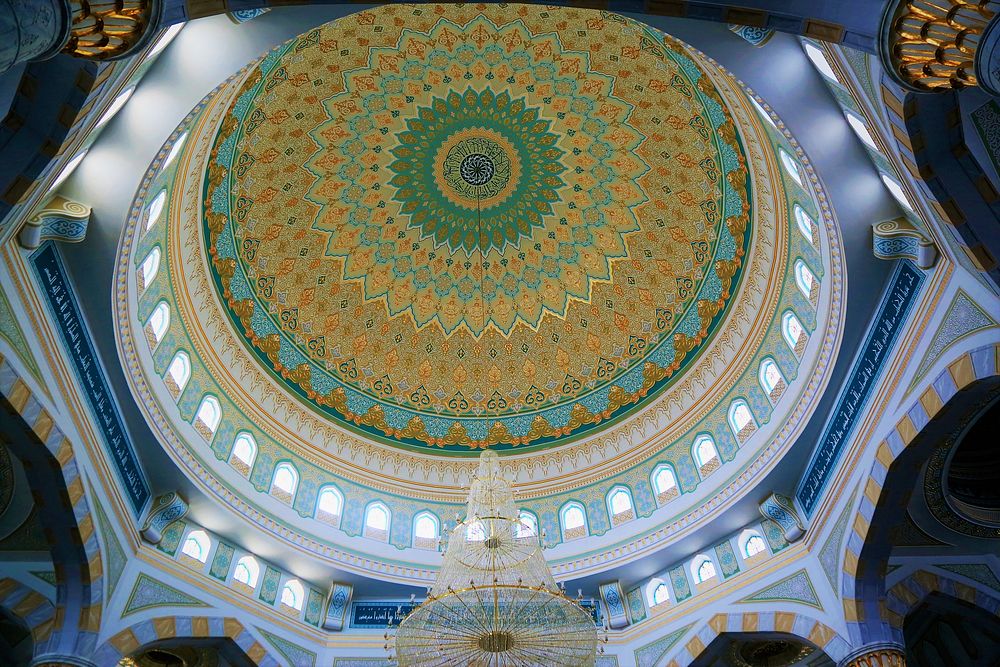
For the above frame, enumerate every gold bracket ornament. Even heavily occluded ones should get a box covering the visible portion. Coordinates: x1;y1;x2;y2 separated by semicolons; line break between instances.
62;0;159;61
18;195;91;249
879;0;1000;92
872;218;939;269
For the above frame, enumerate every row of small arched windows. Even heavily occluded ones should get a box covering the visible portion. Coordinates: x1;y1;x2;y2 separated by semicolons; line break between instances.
179;529;306;611
643;530;770;608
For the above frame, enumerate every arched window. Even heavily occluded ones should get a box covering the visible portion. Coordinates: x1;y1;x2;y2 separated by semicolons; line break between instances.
51;150;88;192
748;95;777;129
759;358;786;402
233;555;260;588
165;351;190;399
280;579;304;611
516;511;538;538
782;311;808;357
413;512;439;549
881;173;913;211
161;131;188;172
608;487;634;526
194;395;221;440
693;435;719;476
181;529;210;564
147;23;183;60
694;558;717;584
138;247;160;292
652;464;679;504
804;42;839;82
793;205;815;246
651;582;670;606
363;502;390;542
146;302;170;347
846;113;878;151
779;148;803;187
744;534;768;558
561;503;587;541
145;190;167;230
229;432;257;477
315;486;343;526
96;86;135;129
270;463;298;504
728;400;757;443
794;259;817;304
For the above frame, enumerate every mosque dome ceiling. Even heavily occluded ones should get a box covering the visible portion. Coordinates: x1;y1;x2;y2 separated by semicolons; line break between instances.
114;4;844;581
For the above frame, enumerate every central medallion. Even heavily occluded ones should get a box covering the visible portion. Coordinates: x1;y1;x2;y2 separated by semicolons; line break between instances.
203;7;754;450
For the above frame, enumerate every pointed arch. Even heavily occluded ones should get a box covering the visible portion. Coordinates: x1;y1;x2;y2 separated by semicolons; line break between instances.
137;246;160;292
412;511;439;549
270;462;298;505
280;579;304;612
228;432;257;477
180;529;211;564
559;501;588;541
315;485;344;527
759;357;786;403
779;148;803;186
782;310;808;357
145;189;166;230
145;301;169;348
651;463;679;505
794;205;816;246
794;259;819;306
363;502;391;542
516;510;538;538
164;350;190;399
232;555;260;590
94;615;274;666
607;486;635;526
728;399;758;443
193;395;221;441
693;434;720;477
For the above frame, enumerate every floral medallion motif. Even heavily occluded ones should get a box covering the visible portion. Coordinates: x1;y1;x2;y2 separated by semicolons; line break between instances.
203;6;752;451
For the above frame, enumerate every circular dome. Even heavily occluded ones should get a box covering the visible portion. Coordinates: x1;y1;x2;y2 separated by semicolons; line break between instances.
115;4;844;582
202;8;750;454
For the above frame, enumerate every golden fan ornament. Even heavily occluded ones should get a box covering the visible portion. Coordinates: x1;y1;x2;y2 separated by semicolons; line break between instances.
393;450;601;666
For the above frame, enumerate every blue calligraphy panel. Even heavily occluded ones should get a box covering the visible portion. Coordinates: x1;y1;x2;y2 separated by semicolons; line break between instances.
797;260;924;517
32;243;150;516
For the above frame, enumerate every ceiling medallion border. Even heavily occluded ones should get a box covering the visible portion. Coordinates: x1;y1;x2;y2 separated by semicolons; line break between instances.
113;9;845;582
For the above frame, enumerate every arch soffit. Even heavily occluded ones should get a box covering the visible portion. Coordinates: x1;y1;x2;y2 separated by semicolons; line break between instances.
840;343;1000;643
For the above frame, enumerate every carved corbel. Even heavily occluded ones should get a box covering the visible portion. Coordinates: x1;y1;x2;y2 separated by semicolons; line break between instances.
18;196;91;249
139;491;188;544
758;492;805;543
873;218;938;269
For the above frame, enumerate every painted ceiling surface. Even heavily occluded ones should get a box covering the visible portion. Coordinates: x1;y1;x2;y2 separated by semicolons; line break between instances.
116;5;843;580
204;5;750;453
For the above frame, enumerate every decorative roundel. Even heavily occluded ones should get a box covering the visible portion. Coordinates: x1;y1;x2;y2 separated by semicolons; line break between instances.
117;3;844;579
201;6;752;452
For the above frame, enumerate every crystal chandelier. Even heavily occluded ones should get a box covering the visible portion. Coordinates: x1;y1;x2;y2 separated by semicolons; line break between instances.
393;450;600;666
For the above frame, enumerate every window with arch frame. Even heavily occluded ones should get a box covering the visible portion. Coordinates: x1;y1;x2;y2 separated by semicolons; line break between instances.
794;205;816;246
782;311;808;357
280;579;304;611
779;148;803;187
759;358;786;403
743;534;768;559
193;395;221;440
145;302;170;348
232;555;260;589
270;463;298;504
794;259;818;305
651;582;670;606
145;190;167;231
608;488;634;526
693;435;719;475
652;465;679;504
138;246;160;292
315;486;343;526
728;400;757;443
413;512;439;549
561;503;587;541
180;529;210;564
363;503;390;542
228;432;257;477
694;557;717;584
165;351;190;399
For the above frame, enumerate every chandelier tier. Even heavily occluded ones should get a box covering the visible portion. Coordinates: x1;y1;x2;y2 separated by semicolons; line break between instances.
394;450;599;666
